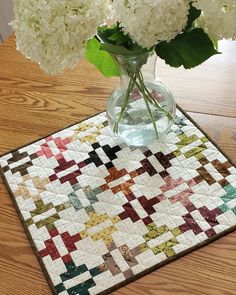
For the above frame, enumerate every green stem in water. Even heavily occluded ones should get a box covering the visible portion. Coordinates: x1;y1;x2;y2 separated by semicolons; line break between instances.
128;70;173;124
113;72;136;134
114;66;173;141
142;90;159;140
131;73;159;139
137;72;174;121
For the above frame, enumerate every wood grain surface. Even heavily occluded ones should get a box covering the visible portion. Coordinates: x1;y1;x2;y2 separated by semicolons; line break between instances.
0;37;235;295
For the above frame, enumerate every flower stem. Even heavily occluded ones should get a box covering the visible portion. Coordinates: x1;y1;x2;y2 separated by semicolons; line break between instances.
114;67;173;142
142;89;159;139
131;73;159;139
113;72;136;134
137;71;174;121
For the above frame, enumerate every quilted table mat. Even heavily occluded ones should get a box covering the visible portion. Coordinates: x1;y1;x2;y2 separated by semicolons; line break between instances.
0;108;236;295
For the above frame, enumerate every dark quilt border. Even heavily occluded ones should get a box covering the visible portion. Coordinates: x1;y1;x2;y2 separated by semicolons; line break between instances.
0;105;235;295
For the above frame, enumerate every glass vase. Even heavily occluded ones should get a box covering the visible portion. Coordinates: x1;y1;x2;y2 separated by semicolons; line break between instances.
106;53;176;146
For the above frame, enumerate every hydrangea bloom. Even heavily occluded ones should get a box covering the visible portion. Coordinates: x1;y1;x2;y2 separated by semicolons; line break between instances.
12;0;111;74
193;0;236;40
112;0;190;49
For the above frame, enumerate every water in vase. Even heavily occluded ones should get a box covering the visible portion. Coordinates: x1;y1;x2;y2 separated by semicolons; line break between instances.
107;81;176;146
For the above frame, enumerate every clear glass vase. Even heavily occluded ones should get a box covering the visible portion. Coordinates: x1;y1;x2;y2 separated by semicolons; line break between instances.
106;53;176;146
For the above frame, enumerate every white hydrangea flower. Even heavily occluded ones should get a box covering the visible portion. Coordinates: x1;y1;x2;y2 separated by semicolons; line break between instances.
12;0;111;74
193;0;236;40
112;0;190;49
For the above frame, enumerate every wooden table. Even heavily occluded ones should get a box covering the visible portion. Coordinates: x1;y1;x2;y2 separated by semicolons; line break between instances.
0;37;235;295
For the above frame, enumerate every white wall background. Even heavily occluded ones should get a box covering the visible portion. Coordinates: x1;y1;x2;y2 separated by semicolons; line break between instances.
0;0;14;42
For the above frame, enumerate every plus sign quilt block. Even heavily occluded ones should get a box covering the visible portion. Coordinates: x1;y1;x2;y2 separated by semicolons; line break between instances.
0;109;236;295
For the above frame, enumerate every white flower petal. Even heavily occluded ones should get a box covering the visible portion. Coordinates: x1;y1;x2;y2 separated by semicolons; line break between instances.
12;0;111;74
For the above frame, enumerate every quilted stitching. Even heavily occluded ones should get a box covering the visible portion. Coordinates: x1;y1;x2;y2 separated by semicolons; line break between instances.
0;109;236;295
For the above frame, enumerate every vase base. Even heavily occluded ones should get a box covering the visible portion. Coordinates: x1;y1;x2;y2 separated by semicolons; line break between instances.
114;116;171;147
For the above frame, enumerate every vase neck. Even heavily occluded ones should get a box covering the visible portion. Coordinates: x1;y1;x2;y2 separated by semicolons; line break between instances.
116;53;156;87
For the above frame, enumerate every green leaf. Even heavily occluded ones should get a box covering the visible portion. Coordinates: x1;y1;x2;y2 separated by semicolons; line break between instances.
85;37;120;77
100;42;146;56
100;43;133;56
155;28;220;69
211;38;219;50
185;3;201;32
98;23;146;52
97;24;120;44
108;31;130;46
